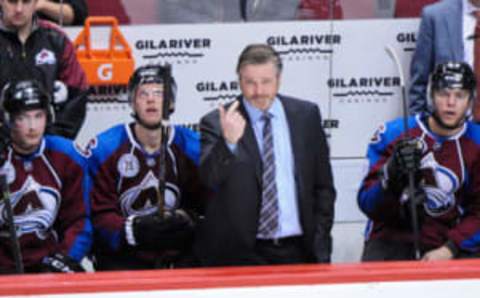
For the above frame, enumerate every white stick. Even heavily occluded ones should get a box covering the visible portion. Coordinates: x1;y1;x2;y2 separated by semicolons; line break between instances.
385;45;405;88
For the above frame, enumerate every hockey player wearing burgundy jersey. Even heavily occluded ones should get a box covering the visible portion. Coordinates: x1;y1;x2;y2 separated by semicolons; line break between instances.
358;62;480;261
88;65;205;270
0;80;92;273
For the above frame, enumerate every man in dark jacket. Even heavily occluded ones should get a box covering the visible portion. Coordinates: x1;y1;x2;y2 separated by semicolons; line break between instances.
0;0;88;140
196;44;336;266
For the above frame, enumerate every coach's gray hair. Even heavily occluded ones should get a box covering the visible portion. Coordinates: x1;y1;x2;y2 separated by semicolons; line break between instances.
236;44;283;74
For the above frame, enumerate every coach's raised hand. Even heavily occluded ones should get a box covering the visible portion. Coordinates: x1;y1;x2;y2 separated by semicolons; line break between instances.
219;100;246;145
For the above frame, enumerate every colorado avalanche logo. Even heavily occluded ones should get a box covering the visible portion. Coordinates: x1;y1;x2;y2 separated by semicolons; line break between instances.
119;171;179;216
0;176;60;239
35;48;56;65
419;152;458;217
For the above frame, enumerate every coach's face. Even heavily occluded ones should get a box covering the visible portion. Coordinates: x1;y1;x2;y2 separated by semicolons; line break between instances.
239;61;280;111
1;0;37;30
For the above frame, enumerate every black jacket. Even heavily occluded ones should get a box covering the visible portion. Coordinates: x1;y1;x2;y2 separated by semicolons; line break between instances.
195;95;336;266
0;17;88;139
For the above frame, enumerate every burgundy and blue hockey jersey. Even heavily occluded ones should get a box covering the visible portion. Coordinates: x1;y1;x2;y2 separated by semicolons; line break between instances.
88;123;204;263
358;114;480;253
0;135;92;272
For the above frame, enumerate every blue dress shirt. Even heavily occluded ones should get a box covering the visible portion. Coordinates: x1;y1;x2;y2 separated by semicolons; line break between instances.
241;97;303;239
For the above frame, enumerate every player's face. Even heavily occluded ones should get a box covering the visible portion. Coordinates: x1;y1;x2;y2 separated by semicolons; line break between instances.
431;88;471;134
1;0;37;30
133;83;164;127
10;109;47;154
239;61;280;111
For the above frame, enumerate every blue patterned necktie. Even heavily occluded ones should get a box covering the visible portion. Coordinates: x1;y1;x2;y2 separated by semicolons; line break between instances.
258;112;279;238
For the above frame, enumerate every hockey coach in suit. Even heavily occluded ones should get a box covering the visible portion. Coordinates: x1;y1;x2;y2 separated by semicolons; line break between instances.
195;43;336;266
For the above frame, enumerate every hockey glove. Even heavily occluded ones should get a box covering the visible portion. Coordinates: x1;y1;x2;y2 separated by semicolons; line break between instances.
126;210;195;250
382;138;423;194
41;253;86;273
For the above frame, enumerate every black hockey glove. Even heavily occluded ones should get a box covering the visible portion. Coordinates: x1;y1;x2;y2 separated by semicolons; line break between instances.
47;87;88;140
128;210;195;250
382;138;423;194
41;253;86;273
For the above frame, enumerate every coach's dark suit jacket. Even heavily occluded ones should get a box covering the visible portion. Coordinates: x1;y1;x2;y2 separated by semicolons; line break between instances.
409;0;463;114
194;94;336;266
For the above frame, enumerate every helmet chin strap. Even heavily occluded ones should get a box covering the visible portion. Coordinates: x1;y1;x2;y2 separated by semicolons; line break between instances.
131;113;162;130
431;110;466;131
429;94;472;131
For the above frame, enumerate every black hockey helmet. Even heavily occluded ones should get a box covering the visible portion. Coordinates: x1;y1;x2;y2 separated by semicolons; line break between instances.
429;62;476;100
127;64;176;115
1;80;54;123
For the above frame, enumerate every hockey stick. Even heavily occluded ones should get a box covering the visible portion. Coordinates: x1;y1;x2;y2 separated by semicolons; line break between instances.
157;64;173;219
0;174;24;273
385;45;421;260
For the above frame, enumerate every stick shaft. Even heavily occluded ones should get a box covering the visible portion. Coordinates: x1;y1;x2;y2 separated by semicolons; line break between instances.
1;175;24;273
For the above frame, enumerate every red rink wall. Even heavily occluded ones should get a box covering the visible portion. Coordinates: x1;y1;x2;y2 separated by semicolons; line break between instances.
1;260;480;297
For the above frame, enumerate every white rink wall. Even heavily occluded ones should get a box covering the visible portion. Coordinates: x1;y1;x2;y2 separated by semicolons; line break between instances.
67;19;418;264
